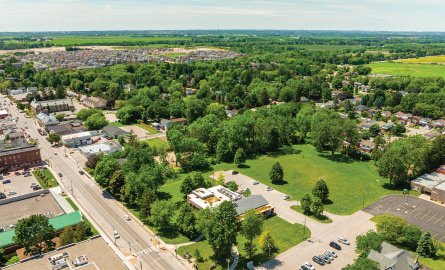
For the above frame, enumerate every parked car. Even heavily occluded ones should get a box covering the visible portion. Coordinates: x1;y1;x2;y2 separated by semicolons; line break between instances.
58;173;63;177
79;170;84;175
2;180;11;184
283;195;291;200
303;262;315;270
32;185;42;191
7;191;16;196
14;171;20;176
326;250;337;258
0;193;6;200
319;254;331;264
329;241;342;250
266;186;273;191
323;251;334;261
30;183;37;187
0;175;3;180
252;181;259;185
114;230;120;239
299;265;310;270
231;171;239;175
312;256;325;266
338;237;350;245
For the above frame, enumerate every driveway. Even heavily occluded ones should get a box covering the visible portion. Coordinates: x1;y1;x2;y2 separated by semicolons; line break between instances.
364;195;445;242
217;171;376;270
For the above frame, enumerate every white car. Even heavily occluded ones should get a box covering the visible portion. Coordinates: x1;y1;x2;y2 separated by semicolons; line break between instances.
7;191;17;196
124;215;131;221
338;237;350;245
304;262;315;270
283;195;291;200
326;250;337;258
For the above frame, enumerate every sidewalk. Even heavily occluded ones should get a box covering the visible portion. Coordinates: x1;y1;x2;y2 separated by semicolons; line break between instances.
49;186;75;213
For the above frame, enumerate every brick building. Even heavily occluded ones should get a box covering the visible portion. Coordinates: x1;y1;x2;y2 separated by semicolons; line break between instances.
0;146;42;172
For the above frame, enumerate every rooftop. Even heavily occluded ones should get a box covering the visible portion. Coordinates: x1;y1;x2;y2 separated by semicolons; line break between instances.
61;131;95;141
412;172;445;189
78;141;122;155
234;195;270;215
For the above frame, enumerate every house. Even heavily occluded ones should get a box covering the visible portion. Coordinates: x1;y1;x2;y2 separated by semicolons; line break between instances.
0;145;41;172
395;112;412;124
0;110;8;120
36;112;59;127
432;119;445;129
331;90;345;100
30;99;75;114
355;105;369;113
225;109;239;118
411;172;445;195
410;116;421;125
381;111;392;118
380;122;395;132
9;88;24;95
419;118;432;127
61;131;96;148
300;97;309;103
358;140;375;154
234;195;274;220
367;242;420;270
160;118;187;130
185;88;197;96
437;165;445;175
12;93;28;103
82;96;107;109
46;121;85;135
432;182;445;204
27;86;38;93
102;125;129;139
79;141;122;158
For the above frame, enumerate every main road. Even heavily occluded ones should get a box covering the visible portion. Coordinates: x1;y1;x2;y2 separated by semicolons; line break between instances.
2;97;186;270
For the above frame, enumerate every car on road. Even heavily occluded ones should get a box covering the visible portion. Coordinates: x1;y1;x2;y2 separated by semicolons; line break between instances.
3;172;10;176
231;171;239;175
312;256;325;266
329;241;342;250
326;250;337;258
32;185;42;191
303;262;315;270
114;230;120;239
14;171;20;176
283;195;291;200
266;186;273;191
54;152;58;155
7;191;17;196
58;173;63;177
124;215;131;221
338;237;350;245
79;170;84;175
252;181;259;185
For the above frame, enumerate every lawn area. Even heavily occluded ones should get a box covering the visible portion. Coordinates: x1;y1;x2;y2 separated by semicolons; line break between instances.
159;176;185;204
136;123;159;134
213;144;407;215
178;215;309;269
291;205;332;223
141;138;170;151
65;197;99;236
32;168;59;188
368;62;445;78
419;246;445;270
107;121;126;127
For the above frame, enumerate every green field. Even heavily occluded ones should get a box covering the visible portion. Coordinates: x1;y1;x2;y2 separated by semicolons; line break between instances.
368;62;445;78
50;36;191;46
397;55;445;64
214;144;411;215
177;215;309;269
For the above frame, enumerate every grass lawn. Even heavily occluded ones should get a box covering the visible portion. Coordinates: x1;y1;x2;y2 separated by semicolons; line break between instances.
108;121;126;127
65;197;99;236
178;216;309;269
368;62;445;78
159;176;185;204
141;138;170;151
137;123;159;134
213;144;409;215
32;168;59;188
291;205;332;223
419;248;445;270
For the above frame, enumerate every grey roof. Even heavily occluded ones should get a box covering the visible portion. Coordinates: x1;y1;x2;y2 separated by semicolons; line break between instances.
412;172;445;189
102;125;128;137
367;242;418;270
234;195;269;215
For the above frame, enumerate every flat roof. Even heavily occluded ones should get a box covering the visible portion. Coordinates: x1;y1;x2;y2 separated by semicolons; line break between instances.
412;172;445;189
61;131;94;141
434;181;445;191
0;145;38;157
79;141;121;154
234;195;269;215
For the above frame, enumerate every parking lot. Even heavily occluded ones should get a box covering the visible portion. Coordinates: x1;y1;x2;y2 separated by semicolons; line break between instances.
364;195;445;241
0;194;64;229
8;237;127;270
0;170;41;198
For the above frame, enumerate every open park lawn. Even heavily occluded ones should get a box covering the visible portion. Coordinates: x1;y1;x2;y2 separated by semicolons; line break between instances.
368;62;445;78
177;216;309;270
214;144;406;215
142;138;170;151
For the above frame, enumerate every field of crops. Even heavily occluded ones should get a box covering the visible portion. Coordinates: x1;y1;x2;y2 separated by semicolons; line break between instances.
397;55;445;63
368;62;445;78
50;36;191;46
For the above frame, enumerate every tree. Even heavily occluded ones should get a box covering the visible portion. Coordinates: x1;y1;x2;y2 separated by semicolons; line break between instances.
416;232;436;258
149;200;175;231
14;215;55;255
48;132;61;144
234;148;247;167
94;155;120;187
391;123;406;136
207;201;238;260
180;176;195;197
192;173;207;188
116;106;143;124
85;154;100;169
109;170;125;197
311;109;344;155
241;210;263;259
258;230;276;257
216;172;225;186
343;257;379;270
176;203;198;239
0;248;5;266
77;108;101;121
312;178;329;202
84;113;108;130
300;193;312;214
376;214;421;251
55;113;65;122
226;181;238;192
356;230;383;257
59;223;91;246
269;162;284;184
311;197;324;216
295;104;315;138
369;124;380;137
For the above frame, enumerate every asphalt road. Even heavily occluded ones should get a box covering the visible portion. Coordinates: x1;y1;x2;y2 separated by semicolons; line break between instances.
2;97;186;270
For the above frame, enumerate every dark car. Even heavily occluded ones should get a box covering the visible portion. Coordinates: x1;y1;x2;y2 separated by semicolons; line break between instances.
312;256;325;266
330;241;342;250
79;170;84;175
32;185;42;191
58;173;63;177
0;193;6;199
232;171;239;175
319;254;331;264
2;180;11;184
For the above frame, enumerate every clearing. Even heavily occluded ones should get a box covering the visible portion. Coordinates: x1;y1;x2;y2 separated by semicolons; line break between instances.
368;62;445;78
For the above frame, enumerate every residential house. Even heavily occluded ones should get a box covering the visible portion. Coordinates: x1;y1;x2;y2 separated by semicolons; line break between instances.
331;90;345;100
432;119;445;129
424;130;440;140
395;112;412;125
225;109;239;118
410;116;421;125
380;122;395;132
9;88;25;95
12;93;28;103
355;105;369;113
381;111;392;119
36;112;59;127
102;125;129;139
437;165;445;175
367;242;420;270
185;88;197;96
419;118;432;127
46;121;85;135
358;140;375;154
82;96;108;109
30;99;75;114
0;110;8;120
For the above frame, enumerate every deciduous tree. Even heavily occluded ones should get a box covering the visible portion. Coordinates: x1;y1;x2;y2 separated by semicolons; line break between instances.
241;210;263;259
14;215;55;255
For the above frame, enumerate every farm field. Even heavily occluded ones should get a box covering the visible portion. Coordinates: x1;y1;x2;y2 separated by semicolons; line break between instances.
213;144;412;215
397;55;445;64
368;62;445;78
50;36;191;46
177;215;308;270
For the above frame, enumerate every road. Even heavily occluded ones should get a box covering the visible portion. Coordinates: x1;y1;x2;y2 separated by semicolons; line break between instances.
2;97;186;270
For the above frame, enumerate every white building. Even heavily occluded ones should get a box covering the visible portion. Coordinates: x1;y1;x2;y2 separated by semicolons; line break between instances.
187;185;242;210
79;141;122;157
61;131;96;148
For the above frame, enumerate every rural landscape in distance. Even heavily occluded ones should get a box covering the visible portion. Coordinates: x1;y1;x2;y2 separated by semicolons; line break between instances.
0;1;445;270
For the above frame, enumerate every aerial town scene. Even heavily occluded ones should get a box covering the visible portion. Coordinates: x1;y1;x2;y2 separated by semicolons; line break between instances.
0;1;445;270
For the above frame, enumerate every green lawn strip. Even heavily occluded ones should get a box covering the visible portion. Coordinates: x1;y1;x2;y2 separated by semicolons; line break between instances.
65;197;99;236
136;123;159;134
32;168;59;188
108;121;126;127
141;138;170;151
212;144;410;215
290;205;333;223
178;216;309;269
367;62;445;78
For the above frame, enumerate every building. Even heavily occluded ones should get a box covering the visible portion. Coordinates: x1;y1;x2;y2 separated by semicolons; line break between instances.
436;165;445;175
358;140;375;154
102;125;129;139
30;99;75;114
431;182;445;204
12;93;28;103
367;242;420;270
411;172;445;195
9;88;24;95
432;119;445;129
160;118;187;130
36;112;59;127
234;195;274;220
424;130;440;140
47;121;85;135
61;131;96;148
0;109;8;119
79;141;122;157
82;96;107;109
380;122;395;132
0;145;41;172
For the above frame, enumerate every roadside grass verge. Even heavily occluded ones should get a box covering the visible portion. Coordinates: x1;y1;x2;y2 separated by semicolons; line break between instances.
32;168;59;188
291;205;333;223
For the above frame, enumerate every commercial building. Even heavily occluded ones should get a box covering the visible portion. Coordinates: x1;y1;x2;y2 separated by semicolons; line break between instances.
0;110;9;120
79;141;122;157
431;182;445;204
411;172;445;195
61;131;96;148
30;99;75;114
46;121;85;135
0;145;41;172
234;195;274;220
82;96;107;109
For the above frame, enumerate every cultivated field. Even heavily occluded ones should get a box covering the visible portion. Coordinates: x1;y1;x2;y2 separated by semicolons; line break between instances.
368;62;445;78
50;36;191;46
397;55;445;64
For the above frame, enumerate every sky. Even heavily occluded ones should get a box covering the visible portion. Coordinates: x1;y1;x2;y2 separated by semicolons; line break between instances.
0;0;444;32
